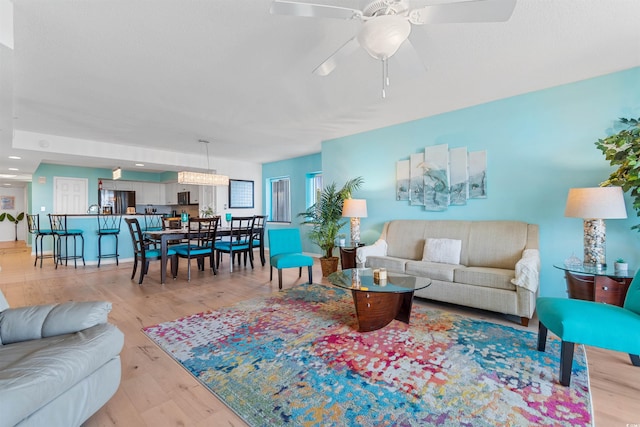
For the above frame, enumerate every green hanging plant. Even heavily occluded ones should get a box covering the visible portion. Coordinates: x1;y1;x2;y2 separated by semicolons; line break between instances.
595;117;640;231
0;212;25;241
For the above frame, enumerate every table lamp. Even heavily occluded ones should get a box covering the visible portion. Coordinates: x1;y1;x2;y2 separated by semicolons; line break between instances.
342;199;367;246
564;187;627;268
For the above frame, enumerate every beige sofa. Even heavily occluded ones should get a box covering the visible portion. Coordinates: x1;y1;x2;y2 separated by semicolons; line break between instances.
357;220;540;326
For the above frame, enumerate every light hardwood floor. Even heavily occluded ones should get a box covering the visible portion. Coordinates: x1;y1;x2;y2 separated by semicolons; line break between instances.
0;243;638;426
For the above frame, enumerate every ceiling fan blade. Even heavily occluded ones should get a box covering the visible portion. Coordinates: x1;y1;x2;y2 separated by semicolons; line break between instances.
312;37;360;76
409;0;516;25
270;0;362;20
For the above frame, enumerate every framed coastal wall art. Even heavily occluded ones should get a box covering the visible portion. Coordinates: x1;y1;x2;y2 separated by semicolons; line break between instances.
0;195;15;210
409;152;424;206
396;160;410;201
423;144;450;211
468;150;487;199
396;144;487;211
449;147;469;206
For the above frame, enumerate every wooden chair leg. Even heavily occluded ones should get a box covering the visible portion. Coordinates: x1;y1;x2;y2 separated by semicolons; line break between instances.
298;267;302;278
520;317;529;327
630;354;640;366
131;258;138;280
559;341;575;387
270;266;273;281
537;322;548;352
278;269;283;290
171;255;178;279
307;266;313;284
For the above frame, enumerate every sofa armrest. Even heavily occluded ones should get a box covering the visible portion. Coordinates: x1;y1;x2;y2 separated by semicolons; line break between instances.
511;249;540;292
0;301;112;345
356;239;388;267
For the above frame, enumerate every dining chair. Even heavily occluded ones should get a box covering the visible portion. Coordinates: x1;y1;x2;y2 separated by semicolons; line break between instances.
251;215;266;266
215;216;254;272
143;213;165;248
96;214;122;267
174;217;219;281
537;269;640;386
268;228;313;290
48;214;85;269
26;213;56;268
125;218;177;284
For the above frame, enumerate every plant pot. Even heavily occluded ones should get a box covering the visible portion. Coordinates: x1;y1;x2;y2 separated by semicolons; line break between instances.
320;257;339;277
615;262;628;271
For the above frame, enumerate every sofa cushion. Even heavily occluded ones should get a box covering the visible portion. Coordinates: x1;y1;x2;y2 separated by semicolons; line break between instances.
0;323;124;427
466;221;529;269
365;256;408;273
454;266;516;291
405;260;459;282
0;301;112;345
422;238;462;265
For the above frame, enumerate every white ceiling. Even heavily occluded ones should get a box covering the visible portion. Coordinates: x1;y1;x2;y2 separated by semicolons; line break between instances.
1;0;640;187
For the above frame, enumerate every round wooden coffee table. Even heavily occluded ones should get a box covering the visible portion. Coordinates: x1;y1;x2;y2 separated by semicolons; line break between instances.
328;268;431;332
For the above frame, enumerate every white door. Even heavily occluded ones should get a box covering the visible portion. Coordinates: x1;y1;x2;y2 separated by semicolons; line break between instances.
54;177;88;214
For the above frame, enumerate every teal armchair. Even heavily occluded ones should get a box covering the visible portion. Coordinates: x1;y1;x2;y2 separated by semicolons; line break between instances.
537;269;640;386
268;228;314;290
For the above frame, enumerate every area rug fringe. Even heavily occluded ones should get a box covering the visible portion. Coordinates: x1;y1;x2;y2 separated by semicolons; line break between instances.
143;283;593;426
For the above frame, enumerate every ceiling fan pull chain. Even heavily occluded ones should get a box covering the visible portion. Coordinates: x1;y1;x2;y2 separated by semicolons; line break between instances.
381;58;390;98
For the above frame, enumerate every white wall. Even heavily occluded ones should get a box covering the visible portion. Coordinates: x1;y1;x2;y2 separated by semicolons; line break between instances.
0;186;27;242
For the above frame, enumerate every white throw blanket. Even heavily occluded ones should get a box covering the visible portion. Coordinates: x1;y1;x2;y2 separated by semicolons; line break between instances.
356;239;388;266
511;249;540;292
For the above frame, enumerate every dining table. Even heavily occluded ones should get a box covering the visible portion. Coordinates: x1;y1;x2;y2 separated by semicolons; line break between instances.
144;226;264;284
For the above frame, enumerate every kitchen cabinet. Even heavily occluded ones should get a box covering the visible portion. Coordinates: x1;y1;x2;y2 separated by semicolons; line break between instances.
135;182;163;205
101;179;133;191
164;183;178;205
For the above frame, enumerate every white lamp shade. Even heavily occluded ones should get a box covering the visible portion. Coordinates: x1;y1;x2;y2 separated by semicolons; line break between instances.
564;187;627;219
342;199;368;218
357;15;411;60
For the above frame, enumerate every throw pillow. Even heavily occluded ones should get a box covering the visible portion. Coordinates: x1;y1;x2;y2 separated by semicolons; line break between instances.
422;238;462;265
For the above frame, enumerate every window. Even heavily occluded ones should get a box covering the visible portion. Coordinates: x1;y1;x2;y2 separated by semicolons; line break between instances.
306;172;323;209
268;177;290;222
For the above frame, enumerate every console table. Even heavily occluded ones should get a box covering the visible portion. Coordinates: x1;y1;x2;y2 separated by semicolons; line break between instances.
553;264;635;307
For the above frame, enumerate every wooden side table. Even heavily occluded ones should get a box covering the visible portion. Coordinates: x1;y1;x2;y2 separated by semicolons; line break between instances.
339;247;357;270
554;264;634;307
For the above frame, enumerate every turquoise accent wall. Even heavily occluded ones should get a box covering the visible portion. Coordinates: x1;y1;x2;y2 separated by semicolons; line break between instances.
262;153;322;253
319;67;640;298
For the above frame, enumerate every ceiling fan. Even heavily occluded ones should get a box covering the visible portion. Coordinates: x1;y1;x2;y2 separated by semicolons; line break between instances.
270;0;517;97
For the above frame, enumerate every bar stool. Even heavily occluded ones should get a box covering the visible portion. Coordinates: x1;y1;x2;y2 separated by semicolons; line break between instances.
26;213;56;267
49;214;85;268
96;214;122;267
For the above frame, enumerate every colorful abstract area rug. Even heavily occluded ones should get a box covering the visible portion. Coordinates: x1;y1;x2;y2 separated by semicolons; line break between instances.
142;283;592;426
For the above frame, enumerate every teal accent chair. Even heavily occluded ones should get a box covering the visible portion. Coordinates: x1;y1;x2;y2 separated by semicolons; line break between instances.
537;269;640;386
268;228;313;290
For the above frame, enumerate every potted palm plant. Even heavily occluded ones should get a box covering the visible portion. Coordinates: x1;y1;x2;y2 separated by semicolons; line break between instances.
299;177;363;276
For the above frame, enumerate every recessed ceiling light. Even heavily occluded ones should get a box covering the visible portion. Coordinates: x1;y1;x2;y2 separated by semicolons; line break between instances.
8;156;21;160
135;163;145;167
3;183;11;186
8;168;18;171
0;174;17;178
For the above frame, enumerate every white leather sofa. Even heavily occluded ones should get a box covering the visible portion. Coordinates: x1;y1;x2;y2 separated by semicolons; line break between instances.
357;220;540;326
0;290;124;427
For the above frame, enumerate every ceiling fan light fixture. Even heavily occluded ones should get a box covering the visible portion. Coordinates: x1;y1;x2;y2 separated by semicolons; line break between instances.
357;15;411;60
